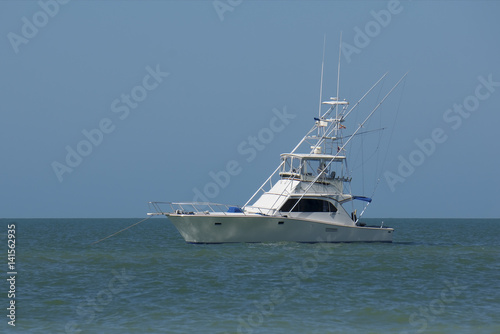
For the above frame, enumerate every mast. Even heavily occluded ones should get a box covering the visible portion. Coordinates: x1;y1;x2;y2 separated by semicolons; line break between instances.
287;72;408;212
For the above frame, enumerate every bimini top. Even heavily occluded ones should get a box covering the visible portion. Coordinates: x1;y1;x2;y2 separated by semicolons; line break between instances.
280;153;346;160
337;195;373;203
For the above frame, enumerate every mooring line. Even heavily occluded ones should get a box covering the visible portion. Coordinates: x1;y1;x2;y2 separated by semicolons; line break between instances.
91;216;152;245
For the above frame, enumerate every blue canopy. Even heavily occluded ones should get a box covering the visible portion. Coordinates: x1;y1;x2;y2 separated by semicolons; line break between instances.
353;196;372;203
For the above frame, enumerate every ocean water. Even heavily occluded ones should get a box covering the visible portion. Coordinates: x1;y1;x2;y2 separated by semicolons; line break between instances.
1;218;499;334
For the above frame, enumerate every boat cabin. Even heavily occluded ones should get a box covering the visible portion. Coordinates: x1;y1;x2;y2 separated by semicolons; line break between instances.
279;153;350;184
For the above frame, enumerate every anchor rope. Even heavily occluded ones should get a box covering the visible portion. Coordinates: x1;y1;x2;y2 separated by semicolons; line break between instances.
91;216;153;245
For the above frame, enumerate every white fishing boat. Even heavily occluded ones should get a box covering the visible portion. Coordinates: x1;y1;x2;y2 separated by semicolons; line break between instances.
148;43;406;243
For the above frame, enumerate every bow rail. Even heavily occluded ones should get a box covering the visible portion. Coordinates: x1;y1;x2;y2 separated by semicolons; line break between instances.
147;202;245;216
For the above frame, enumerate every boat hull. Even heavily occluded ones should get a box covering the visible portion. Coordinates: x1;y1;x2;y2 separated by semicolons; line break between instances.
167;214;393;243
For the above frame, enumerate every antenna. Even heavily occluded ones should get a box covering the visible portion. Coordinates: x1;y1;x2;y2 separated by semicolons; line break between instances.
336;31;342;102
335;32;342;136
318;35;326;119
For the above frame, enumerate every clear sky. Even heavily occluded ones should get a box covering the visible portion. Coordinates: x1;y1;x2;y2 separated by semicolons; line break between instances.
1;0;499;218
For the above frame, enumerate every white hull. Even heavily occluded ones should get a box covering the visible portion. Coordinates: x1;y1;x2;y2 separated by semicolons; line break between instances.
168;214;393;243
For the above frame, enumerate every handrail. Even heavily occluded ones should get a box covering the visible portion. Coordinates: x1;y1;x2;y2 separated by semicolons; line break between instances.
148;202;245;216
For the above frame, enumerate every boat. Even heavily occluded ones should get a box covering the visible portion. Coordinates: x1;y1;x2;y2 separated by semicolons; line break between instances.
148;43;406;243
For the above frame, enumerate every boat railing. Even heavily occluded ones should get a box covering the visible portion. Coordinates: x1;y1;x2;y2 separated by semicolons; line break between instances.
147;202;246;216
243;205;280;216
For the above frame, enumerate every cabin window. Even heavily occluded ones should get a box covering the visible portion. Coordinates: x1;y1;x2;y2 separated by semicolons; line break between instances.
280;198;337;213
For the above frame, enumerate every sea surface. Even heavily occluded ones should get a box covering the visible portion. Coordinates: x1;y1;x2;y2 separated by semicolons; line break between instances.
1;218;499;334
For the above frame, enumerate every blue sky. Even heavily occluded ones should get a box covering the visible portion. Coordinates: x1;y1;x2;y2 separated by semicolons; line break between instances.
1;0;499;218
